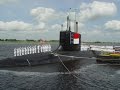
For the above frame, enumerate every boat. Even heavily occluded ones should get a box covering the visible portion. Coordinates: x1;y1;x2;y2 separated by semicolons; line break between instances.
95;48;120;63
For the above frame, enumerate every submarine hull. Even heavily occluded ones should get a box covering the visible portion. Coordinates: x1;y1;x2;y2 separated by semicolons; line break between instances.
0;51;95;67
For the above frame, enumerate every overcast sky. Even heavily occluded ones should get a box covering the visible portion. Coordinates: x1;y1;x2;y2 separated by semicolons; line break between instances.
0;0;120;42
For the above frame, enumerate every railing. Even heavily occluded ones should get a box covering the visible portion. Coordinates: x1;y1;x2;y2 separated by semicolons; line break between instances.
14;44;51;56
81;45;120;53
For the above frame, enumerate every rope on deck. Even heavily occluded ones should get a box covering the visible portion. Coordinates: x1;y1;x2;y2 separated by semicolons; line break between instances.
26;59;31;66
55;53;113;89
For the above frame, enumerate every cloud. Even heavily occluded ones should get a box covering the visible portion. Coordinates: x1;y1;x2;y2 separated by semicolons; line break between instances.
0;21;33;31
105;20;120;31
51;24;61;31
30;7;65;22
34;22;47;32
79;1;117;22
0;0;18;4
51;21;84;31
0;21;47;32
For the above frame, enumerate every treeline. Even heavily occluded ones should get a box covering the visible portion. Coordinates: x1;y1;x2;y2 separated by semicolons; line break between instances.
0;39;37;42
0;39;18;41
49;40;59;42
0;39;59;42
83;41;120;43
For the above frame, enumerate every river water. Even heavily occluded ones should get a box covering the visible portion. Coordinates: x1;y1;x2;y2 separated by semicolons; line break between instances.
0;42;120;90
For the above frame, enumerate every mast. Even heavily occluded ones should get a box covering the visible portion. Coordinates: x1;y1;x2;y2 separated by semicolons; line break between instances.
67;15;71;31
74;9;78;33
66;8;72;31
76;22;78;33
61;24;63;31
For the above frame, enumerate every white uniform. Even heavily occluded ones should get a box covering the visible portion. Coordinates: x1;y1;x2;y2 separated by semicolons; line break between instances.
19;48;22;56
14;48;17;56
24;47;27;55
21;47;24;55
16;48;19;56
27;47;30;54
32;46;34;54
34;46;36;53
37;45;40;53
40;45;42;52
44;45;47;52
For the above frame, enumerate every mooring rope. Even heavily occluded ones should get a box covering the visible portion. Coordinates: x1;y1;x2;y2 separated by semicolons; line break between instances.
26;59;31;66
55;53;115;89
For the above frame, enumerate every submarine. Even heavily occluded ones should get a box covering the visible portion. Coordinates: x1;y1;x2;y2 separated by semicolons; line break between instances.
0;13;101;68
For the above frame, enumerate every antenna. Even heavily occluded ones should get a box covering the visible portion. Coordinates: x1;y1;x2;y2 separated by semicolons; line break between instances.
75;8;77;22
67;15;71;31
73;8;78;32
67;16;69;31
61;24;63;31
69;8;71;31
76;22;78;33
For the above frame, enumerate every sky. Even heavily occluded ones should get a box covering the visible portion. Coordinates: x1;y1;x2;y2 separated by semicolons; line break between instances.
0;0;120;42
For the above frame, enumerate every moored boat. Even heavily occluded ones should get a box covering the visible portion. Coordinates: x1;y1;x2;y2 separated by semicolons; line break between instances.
96;51;120;63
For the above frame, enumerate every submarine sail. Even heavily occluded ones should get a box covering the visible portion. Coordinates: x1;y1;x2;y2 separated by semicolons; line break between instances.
60;12;81;51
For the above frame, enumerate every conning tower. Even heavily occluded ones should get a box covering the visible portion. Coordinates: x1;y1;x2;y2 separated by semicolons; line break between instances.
60;11;81;51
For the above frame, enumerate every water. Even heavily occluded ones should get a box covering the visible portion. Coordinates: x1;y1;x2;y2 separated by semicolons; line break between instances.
0;42;120;90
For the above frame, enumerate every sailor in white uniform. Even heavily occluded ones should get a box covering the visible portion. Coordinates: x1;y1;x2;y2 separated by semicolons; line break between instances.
14;48;17;56
43;45;46;53
19;47;22;56
27;46;30;54
34;45;36;53
37;45;40;53
47;45;49;52
24;47;27;55
44;45;47;52
32;46;35;54
29;46;31;54
16;48;19;56
41;45;43;52
21;47;24;55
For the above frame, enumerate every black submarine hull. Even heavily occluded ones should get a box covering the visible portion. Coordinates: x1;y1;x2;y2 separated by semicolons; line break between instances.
0;51;95;67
